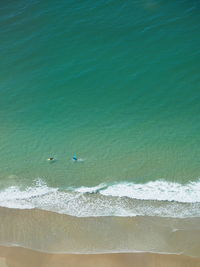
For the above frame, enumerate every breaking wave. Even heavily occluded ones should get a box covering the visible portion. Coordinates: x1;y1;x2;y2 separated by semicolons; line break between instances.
0;179;200;218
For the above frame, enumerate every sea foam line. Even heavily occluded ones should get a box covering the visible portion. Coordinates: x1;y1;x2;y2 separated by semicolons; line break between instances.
74;179;200;203
0;179;200;217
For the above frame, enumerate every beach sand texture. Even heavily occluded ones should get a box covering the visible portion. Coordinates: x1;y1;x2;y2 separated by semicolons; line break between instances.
0;207;200;266
0;246;200;267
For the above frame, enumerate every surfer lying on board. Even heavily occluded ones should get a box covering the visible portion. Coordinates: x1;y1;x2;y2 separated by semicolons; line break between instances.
72;154;77;161
72;154;84;162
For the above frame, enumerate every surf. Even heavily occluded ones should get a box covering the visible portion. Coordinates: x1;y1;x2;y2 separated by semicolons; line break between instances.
0;179;200;218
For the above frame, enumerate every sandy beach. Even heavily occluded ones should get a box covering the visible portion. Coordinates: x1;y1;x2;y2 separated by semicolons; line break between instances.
0;246;200;267
1;207;200;256
0;207;200;267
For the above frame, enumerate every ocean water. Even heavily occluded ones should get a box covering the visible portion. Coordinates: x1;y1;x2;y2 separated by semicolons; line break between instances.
0;0;200;256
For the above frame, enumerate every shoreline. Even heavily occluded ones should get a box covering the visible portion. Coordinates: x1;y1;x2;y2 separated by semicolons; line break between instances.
1;207;200;257
0;246;200;267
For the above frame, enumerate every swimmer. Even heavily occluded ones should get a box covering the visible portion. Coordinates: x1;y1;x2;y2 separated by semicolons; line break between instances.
72;154;84;162
47;157;56;162
72;154;77;161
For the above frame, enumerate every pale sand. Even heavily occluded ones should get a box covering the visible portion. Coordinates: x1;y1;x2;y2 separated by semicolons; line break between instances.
0;246;200;267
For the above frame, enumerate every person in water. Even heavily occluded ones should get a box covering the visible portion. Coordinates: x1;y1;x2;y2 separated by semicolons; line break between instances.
72;154;84;162
48;157;55;161
72;154;77;161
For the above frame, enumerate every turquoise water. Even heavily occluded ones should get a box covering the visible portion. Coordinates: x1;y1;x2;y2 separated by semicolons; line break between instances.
0;0;200;213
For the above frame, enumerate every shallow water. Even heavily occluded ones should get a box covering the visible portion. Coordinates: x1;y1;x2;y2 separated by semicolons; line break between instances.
0;207;200;257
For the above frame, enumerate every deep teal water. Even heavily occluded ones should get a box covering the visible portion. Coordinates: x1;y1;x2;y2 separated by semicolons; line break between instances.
0;0;200;190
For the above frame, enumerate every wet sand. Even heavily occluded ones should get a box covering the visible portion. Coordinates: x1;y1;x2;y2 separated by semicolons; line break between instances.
1;207;200;266
1;207;200;257
0;246;200;267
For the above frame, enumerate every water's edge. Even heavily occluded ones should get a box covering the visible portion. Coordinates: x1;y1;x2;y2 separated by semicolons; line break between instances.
0;207;199;257
1;245;200;267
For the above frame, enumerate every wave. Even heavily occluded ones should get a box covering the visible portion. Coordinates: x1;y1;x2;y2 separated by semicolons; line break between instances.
0;179;200;218
74;179;200;202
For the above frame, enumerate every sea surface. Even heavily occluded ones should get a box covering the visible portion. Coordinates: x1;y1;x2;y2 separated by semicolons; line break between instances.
0;0;200;257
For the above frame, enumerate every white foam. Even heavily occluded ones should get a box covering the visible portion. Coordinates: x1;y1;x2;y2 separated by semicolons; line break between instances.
0;179;58;209
0;179;200;217
98;180;200;203
74;183;107;193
